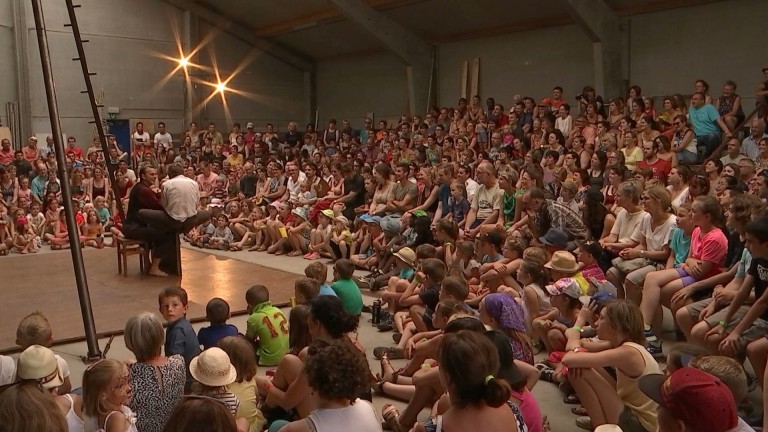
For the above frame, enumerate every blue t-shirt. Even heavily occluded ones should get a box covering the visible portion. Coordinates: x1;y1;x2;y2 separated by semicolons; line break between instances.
669;228;692;268
197;323;239;350
165;316;202;390
398;267;415;280
95;207;111;225
438;184;451;214
448;197;470;224
688;104;720;136
736;248;753;278
319;283;338;297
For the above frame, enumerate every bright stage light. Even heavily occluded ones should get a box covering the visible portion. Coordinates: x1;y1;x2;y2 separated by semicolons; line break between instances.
216;81;227;94
178;56;189;68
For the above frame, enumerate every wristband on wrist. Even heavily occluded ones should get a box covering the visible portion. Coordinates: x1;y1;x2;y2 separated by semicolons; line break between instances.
718;320;728;328
571;325;583;332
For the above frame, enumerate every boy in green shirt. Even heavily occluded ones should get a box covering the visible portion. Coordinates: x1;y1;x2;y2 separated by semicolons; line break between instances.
245;285;289;366
330;259;364;316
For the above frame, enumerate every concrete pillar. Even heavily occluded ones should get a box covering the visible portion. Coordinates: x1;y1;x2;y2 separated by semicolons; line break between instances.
564;0;625;99
328;0;435;116
182;10;197;128
12;0;32;143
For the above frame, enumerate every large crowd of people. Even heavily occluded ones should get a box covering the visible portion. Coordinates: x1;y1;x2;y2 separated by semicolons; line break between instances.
2;70;768;432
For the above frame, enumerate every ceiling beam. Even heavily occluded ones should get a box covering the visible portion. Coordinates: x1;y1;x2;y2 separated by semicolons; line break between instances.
162;0;314;71
252;0;425;37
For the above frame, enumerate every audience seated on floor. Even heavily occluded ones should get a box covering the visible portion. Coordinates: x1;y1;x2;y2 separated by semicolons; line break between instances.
3;73;768;432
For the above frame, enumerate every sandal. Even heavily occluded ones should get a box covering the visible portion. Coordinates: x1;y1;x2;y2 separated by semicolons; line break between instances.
392;332;402;344
575;416;593;431
381;404;406;432
563;393;581;404
571;405;588;416
287;251;302;257
379;354;400;385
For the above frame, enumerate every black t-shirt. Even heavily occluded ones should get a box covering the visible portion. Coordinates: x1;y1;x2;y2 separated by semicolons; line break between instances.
239;173;257;198
284;131;302;147
342;174;365;219
419;283;440;311
749;257;768;321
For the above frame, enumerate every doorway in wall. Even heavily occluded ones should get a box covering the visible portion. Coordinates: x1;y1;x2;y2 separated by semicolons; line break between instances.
106;119;131;159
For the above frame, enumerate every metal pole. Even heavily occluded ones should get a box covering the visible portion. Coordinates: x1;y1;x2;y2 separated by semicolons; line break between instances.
30;0;101;361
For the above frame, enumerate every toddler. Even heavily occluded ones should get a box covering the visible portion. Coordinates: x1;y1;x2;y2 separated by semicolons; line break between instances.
27;202;46;238
452;240;480;284
12;217;38;254
305;209;333;260
245;285;289;366
329;215;352;260
158;286;201;391
208;214;234;250
82;209;105;248
189;218;216;248
198;297;239;350
446;181;470;229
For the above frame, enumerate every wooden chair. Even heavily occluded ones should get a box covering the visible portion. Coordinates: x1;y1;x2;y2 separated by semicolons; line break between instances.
116;237;149;277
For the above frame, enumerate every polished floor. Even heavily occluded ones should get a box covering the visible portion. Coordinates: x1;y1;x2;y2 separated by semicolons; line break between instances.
0;247;298;352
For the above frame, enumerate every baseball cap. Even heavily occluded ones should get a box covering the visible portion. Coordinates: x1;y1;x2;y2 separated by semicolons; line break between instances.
639;367;738;432
320;209;335;219
246;122;254;128
545;277;581;298
579;291;616;307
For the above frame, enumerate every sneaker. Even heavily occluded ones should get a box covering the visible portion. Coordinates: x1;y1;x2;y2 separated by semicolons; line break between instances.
646;340;664;359
377;317;394;332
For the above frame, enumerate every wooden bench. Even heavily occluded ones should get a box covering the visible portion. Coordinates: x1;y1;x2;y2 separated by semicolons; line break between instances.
116;237;150;277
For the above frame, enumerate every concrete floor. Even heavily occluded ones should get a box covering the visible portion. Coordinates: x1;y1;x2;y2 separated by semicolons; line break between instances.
42;247;761;431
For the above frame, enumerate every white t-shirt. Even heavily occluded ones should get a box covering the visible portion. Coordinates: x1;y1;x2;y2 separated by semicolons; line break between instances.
610;208;648;244
132;132;150;148
726;418;756;432
631;213;677;252
0;355;16;386
465;178;480;201
154;132;173;150
162;176;200;222
471;182;503;221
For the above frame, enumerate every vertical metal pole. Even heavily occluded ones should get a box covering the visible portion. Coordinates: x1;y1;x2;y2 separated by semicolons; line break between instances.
30;0;101;361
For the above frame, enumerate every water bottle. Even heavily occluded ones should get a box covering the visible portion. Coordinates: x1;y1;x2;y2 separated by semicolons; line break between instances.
371;300;381;324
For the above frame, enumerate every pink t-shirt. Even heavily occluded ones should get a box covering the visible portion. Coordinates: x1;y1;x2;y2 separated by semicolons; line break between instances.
689;226;728;279
581;262;607;282
196;172;218;194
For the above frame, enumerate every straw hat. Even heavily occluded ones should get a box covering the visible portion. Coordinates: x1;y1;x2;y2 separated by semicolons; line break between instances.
190;347;236;387
544;250;579;273
393;247;416;267
16;345;64;389
594;426;624;432
335;215;350;226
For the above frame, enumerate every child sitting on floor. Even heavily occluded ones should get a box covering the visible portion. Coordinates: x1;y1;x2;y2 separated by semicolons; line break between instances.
189;347;241;416
208;214;234;250
304;262;337;297
158;286;201;391
244;285;289;367
533;278;583;353
16;311;72;394
12;217;38;254
451;240;480;284
305;209;333;260
82;359;138;432
330;259;364;316
198;297;239;350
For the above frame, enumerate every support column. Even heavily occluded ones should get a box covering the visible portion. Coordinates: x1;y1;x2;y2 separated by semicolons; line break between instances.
303;70;317;126
328;0;435;116
181;10;197;128
563;0;625;99
12;0;32;143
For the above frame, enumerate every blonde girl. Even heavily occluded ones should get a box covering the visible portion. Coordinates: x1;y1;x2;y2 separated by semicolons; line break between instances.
218;336;267;432
82;359;138;432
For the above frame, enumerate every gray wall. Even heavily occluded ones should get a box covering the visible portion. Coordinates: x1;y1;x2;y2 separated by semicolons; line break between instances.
438;24;594;110
628;0;767;106
316;0;767;127
26;0;185;145
316;54;409;127
196;21;306;134
0;0;306;148
0;0;18;127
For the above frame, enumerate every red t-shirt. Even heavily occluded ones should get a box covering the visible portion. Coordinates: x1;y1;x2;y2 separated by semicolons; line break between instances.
637;158;671;184
689;226;728;279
